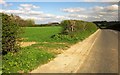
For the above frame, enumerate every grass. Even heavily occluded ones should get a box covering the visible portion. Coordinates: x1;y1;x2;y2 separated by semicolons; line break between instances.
2;26;72;73
21;26;62;42
2;41;71;73
2;45;55;73
52;29;97;44
21;26;97;44
2;26;97;73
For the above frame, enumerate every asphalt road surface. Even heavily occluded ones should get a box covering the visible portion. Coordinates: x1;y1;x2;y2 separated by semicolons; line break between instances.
77;29;118;73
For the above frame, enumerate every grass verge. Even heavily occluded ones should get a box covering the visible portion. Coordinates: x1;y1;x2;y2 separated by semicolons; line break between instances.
2;42;71;73
2;46;55;73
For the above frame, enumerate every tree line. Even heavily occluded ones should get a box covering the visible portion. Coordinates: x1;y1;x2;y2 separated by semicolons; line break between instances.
93;21;120;31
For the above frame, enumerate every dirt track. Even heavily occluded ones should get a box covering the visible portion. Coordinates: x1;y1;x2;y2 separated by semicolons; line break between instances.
20;42;36;47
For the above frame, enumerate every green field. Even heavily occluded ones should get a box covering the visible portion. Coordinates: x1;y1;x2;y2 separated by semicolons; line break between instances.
21;26;62;42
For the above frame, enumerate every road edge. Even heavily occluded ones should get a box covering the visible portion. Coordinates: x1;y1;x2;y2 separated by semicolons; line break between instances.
73;29;100;73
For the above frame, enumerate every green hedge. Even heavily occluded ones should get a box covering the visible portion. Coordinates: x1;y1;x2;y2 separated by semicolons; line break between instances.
61;20;97;35
51;20;98;43
2;13;21;55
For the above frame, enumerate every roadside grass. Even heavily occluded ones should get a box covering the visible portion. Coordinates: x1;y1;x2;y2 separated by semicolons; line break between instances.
2;42;71;73
52;29;97;44
2;45;55;73
76;29;97;41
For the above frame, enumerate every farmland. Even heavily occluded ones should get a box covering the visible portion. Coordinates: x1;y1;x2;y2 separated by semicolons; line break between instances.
21;26;62;42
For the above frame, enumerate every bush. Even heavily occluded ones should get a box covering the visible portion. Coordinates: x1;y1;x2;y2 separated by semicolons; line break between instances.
51;34;72;41
60;20;97;37
2;13;21;55
61;20;97;34
51;20;98;43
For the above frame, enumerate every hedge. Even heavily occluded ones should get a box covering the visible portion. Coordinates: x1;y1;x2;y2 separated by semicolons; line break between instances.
2;13;21;55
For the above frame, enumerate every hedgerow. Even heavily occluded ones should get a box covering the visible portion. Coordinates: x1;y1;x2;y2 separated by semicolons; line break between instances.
51;20;98;43
2;13;21;55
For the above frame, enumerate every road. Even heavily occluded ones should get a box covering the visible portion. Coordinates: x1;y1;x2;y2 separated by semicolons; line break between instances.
77;29;118;73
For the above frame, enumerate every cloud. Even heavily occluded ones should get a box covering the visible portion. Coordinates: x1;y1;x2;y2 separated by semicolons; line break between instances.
1;3;87;23
67;14;88;18
2;9;23;14
0;3;43;21
19;4;40;11
27;11;43;15
61;4;118;22
0;5;67;24
19;14;67;24
0;0;12;7
105;4;118;11
92;6;104;11
93;4;118;21
20;4;39;9
0;0;5;4
91;4;118;20
62;7;86;13
1;2;118;24
92;4;118;12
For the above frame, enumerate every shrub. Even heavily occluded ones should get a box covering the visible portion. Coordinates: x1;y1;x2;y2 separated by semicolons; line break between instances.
2;13;21;55
51;20;98;43
60;20;97;36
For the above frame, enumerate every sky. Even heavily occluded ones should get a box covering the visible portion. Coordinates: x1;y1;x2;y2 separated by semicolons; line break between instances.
0;0;119;24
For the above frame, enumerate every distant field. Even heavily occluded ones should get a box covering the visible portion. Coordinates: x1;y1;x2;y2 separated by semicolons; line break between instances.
21;26;62;42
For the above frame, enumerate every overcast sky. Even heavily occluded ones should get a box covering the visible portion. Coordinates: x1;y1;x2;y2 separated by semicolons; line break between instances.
0;0;119;24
